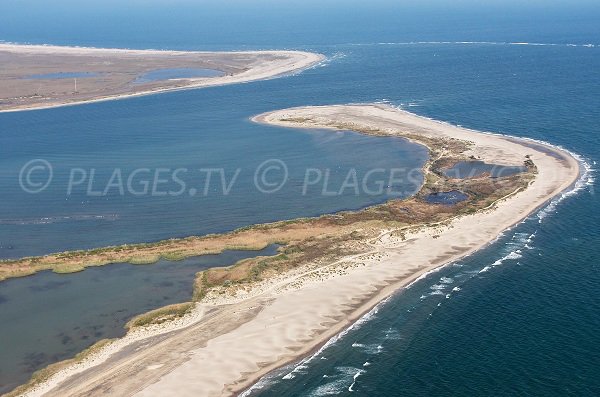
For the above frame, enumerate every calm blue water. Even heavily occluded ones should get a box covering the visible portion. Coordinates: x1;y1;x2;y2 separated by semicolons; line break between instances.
1;1;599;395
0;117;425;258
0;245;279;393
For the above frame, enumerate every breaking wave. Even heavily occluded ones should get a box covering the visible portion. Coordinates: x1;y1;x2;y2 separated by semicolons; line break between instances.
348;41;598;49
312;51;348;69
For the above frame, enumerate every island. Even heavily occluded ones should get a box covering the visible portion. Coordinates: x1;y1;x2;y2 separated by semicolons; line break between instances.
0;44;324;112
5;104;580;397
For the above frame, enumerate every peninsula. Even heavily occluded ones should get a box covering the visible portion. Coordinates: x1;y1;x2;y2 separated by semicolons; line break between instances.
6;105;580;397
0;44;323;112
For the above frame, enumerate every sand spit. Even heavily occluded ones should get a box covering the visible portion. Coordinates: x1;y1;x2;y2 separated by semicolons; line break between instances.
16;105;580;397
0;44;324;112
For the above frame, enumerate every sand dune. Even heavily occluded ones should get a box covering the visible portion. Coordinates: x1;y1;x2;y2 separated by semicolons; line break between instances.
20;105;580;397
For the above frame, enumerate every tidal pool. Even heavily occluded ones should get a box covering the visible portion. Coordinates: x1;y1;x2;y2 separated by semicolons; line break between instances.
424;190;468;205
443;160;527;179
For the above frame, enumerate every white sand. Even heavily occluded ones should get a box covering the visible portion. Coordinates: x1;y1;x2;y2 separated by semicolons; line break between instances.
19;105;581;397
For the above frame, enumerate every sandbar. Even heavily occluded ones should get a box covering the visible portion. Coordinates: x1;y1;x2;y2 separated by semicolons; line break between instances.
13;105;580;397
0;44;324;112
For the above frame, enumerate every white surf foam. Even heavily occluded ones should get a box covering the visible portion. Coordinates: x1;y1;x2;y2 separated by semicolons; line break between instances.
383;328;402;340
258;294;388;390
348;369;366;392
386;103;595;227
244;116;594;397
536;151;594;223
311;52;347;69
347;41;598;49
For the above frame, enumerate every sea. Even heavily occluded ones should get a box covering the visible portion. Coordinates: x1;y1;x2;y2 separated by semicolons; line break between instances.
0;1;599;395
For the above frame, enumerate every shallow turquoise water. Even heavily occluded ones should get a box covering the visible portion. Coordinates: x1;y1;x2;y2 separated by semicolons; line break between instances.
1;1;599;396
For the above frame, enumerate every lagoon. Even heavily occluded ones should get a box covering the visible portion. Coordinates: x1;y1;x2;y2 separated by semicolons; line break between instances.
0;245;278;393
443;160;527;179
424;190;468;205
0;88;427;259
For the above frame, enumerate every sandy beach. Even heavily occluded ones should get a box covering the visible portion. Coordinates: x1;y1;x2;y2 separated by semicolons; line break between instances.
0;44;324;112
15;104;581;397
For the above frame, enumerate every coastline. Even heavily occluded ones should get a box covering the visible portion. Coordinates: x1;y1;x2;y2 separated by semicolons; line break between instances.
231;105;583;395
13;105;581;397
0;44;324;113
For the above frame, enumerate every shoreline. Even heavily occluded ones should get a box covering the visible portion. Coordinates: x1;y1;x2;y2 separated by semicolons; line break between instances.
12;105;582;397
0;44;324;113
239;146;586;397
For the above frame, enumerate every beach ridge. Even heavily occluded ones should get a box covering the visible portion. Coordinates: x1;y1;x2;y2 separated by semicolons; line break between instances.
14;105;581;397
0;44;324;113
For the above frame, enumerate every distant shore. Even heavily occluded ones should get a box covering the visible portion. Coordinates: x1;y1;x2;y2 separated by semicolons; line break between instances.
14;105;580;397
0;44;324;113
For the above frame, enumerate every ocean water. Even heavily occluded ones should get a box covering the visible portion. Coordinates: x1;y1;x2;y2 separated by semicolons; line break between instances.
1;1;599;395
